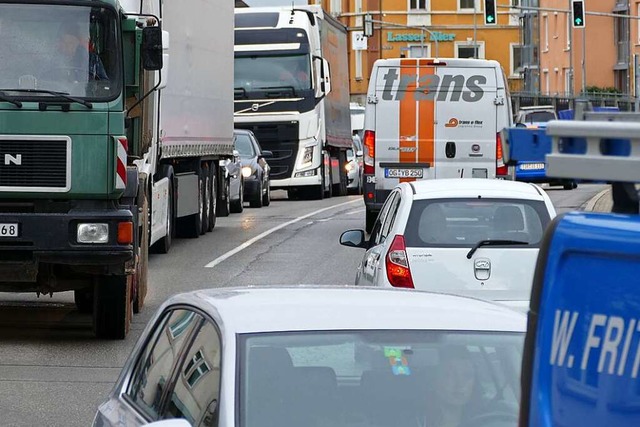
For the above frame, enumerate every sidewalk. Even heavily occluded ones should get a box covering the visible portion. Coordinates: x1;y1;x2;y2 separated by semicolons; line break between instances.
583;188;613;213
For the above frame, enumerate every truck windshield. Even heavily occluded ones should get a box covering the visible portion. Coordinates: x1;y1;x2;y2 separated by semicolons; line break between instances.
0;4;120;101
235;54;312;95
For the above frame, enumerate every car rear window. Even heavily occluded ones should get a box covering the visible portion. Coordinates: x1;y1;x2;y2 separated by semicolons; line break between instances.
523;111;556;123
404;198;551;248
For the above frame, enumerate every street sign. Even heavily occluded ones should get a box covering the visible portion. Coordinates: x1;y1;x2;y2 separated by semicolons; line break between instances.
571;0;585;28
484;0;497;26
352;31;367;51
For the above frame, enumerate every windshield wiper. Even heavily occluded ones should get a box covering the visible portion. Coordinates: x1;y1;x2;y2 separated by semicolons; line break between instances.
0;89;92;109
256;85;297;97
234;87;247;99
0;91;22;108
466;239;529;259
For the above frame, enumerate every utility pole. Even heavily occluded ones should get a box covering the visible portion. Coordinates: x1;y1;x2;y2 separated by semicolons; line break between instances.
473;0;478;58
568;0;573;98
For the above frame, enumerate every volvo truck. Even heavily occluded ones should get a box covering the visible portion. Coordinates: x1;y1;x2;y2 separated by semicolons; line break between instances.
0;0;234;338
234;5;352;200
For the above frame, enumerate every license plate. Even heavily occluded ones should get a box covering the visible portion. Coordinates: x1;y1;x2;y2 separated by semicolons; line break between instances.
0;223;19;237
520;163;545;170
385;168;424;178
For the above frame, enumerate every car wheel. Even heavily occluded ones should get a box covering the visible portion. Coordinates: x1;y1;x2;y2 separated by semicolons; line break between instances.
230;178;244;213
262;178;271;206
250;180;263;208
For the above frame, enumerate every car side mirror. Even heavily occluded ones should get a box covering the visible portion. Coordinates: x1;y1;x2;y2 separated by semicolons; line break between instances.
233;149;240;158
515;122;527;128
356;150;363;157
340;229;367;249
142;26;163;71
260;150;273;158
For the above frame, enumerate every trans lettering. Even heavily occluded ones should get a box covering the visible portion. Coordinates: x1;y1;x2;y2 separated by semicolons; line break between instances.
381;69;486;103
550;310;640;378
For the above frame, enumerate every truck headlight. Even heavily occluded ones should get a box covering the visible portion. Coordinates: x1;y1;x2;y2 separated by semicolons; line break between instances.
242;166;254;178
77;223;109;244
302;146;314;164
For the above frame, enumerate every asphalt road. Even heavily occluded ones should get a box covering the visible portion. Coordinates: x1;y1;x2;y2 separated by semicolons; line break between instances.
0;183;606;426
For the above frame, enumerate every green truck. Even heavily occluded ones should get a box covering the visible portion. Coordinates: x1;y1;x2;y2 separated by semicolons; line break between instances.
0;0;234;338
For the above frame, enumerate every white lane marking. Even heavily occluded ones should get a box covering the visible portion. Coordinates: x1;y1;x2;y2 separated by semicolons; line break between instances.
346;209;364;215
317;218;332;223
205;199;360;268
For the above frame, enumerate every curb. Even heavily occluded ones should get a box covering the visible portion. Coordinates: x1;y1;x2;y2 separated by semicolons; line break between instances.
583;188;611;212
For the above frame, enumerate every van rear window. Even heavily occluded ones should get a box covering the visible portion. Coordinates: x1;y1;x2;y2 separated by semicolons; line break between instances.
404;198;551;248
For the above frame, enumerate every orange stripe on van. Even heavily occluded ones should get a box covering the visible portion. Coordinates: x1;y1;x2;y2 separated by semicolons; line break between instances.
399;59;417;182
417;59;435;169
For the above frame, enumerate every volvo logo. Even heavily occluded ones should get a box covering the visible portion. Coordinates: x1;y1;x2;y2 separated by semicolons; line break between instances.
4;154;22;166
251;103;260;112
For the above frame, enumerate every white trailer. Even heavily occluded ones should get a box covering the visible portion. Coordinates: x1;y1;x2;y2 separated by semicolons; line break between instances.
234;5;352;200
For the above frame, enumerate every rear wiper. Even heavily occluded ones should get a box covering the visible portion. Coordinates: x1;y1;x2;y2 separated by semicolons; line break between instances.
256;85;297;97
0;88;92;109
0;91;22;108
466;239;529;259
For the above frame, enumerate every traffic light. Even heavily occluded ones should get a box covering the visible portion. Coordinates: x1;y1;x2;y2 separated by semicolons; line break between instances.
571;0;585;28
484;0;497;26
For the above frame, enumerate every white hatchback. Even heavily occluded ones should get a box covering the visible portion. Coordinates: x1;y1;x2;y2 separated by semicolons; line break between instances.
341;179;556;309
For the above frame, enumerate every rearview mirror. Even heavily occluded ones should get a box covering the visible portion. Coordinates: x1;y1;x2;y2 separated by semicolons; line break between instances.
340;230;367;249
142;26;163;70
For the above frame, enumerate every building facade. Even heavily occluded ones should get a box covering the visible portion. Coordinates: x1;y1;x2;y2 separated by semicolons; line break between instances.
314;0;523;105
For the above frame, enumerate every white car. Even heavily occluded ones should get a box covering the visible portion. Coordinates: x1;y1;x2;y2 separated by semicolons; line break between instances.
341;179;556;310
94;286;525;427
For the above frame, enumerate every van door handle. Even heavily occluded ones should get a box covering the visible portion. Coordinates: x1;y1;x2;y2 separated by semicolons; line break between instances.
445;141;456;159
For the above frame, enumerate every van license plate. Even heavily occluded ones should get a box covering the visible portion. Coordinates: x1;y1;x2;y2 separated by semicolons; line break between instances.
0;223;19;237
385;168;423;178
520;163;545;170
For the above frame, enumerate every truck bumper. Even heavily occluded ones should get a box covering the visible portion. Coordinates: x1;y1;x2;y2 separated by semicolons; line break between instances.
271;170;322;189
0;209;134;288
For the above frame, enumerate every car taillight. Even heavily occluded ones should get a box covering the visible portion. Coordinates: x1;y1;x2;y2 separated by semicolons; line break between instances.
385;235;414;288
496;132;508;176
364;130;375;175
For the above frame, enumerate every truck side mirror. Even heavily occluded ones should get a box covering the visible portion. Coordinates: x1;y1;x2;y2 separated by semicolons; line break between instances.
142;26;163;71
313;56;332;98
322;58;332;95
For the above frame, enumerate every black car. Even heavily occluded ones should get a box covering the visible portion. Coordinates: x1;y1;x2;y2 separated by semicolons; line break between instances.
234;129;272;208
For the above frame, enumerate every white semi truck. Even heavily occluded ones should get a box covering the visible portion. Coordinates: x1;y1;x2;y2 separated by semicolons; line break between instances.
234;5;352;200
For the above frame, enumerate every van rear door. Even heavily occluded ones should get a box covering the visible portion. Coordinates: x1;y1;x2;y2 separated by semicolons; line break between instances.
434;65;498;178
372;59;436;192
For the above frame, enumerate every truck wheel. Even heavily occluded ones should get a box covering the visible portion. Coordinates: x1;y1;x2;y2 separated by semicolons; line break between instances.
365;208;377;234
250;180;264;208
208;164;218;231
217;176;231;217
201;164;211;234
262;179;271;206
151;179;174;254
230;178;244;213
93;275;132;340
134;187;149;314
563;180;578;190
74;288;93;314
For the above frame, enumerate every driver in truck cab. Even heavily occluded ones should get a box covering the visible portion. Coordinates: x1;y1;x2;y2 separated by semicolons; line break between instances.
56;23;108;81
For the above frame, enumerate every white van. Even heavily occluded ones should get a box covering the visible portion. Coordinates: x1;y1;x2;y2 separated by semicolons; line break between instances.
362;58;513;231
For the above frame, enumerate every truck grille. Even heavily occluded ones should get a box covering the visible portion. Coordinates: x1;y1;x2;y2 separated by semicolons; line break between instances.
234;122;299;180
0;138;69;191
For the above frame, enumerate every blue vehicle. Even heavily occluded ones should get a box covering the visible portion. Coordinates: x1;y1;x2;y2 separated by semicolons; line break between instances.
510;107;640;426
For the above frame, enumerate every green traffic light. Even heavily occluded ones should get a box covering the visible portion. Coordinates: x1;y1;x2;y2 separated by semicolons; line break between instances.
487;15;494;23
575;17;582;25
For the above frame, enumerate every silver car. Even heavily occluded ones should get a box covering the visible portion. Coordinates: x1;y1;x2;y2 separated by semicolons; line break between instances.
94;286;525;427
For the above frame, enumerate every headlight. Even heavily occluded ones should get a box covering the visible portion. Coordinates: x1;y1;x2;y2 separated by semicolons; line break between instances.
302;146;314;164
242;166;254;178
345;162;353;172
77;223;109;244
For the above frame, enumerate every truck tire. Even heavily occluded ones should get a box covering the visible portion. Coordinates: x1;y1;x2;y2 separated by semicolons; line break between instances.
250;180;264;208
74;288;93;314
134;186;149;314
230;178;244;213
208;164;218;231
217;175;231;217
151;179;174;254
563;180;578;190
201;164;211;234
93;275;132;340
365;208;377;234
